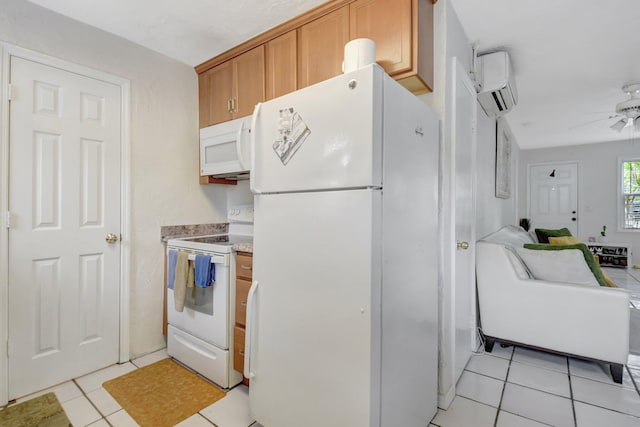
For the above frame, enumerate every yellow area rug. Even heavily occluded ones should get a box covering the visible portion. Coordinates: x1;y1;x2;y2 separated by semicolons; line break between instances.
103;358;226;427
0;392;71;427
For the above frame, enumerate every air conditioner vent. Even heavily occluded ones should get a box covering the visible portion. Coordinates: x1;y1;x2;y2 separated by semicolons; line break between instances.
477;51;518;117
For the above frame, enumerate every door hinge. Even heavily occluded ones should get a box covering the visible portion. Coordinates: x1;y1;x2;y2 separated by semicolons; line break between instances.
5;211;10;229
7;84;12;101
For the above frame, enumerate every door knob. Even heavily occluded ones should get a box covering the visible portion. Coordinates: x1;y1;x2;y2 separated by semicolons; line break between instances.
457;241;470;250
105;233;119;244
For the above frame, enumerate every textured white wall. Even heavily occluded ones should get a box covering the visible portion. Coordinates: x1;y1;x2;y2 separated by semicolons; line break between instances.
419;0;522;408
475;111;520;239
519;139;640;266
0;0;227;357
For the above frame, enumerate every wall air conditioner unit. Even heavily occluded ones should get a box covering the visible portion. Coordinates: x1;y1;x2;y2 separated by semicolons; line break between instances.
477;51;518;117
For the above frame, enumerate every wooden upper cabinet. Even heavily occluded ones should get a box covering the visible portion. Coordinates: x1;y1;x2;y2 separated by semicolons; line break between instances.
199;61;233;128
266;30;298;100
233;46;265;118
197;0;435;130
297;6;350;89
350;0;433;93
350;0;411;75
199;46;265;128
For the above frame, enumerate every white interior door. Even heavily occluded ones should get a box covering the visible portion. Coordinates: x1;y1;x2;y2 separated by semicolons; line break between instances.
529;162;579;235
452;60;477;383
8;56;121;398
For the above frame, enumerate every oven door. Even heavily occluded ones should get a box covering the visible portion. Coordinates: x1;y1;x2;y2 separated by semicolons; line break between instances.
167;251;230;349
200;116;251;176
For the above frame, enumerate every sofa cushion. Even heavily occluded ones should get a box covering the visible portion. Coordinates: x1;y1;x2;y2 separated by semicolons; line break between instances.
535;227;572;243
504;246;533;279
516;247;600;286
480;225;535;248
522;243;608;287
548;236;581;245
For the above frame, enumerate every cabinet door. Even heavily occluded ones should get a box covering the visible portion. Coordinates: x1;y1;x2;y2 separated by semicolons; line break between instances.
298;6;350;88
350;0;412;76
200;61;233;127
236;253;253;280
233;326;245;373
233;45;265;118
266;30;297;100
235;278;251;327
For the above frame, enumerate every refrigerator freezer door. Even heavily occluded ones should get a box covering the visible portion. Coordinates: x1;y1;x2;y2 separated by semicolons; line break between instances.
251;65;384;194
249;189;381;427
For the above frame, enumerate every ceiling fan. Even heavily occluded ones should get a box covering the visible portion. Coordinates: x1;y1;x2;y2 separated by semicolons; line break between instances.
610;83;640;132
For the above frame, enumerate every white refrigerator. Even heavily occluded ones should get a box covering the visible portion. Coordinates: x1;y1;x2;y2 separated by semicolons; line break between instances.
245;64;439;427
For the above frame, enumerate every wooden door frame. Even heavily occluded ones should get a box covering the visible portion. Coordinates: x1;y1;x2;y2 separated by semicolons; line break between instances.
526;160;580;236
0;43;131;405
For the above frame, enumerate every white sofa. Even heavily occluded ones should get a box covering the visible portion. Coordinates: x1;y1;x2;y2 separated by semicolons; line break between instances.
476;225;630;383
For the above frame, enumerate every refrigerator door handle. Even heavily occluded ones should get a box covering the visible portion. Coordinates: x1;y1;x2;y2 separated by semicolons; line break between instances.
249;102;262;194
244;279;259;379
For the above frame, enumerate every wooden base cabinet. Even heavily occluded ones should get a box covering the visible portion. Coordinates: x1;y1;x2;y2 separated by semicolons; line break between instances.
234;252;253;384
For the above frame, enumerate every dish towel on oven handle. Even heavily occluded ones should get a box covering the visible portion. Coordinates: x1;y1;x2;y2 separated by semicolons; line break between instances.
167;249;178;290
173;251;192;312
194;254;215;288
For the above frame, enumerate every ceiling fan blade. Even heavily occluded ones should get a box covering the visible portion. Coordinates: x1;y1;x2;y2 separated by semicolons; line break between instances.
610;118;627;132
569;115;619;129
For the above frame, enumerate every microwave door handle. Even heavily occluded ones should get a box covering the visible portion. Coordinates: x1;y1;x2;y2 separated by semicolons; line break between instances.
236;120;246;171
249;102;262;194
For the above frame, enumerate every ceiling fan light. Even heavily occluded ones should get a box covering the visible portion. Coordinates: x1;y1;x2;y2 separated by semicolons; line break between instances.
610;118;627;132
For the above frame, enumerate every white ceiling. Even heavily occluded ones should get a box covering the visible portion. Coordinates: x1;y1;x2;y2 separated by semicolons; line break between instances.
25;0;327;65
25;0;640;149
449;0;640;149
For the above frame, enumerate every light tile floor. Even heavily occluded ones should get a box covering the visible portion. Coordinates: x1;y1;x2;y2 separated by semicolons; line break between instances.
432;266;640;427
6;267;640;427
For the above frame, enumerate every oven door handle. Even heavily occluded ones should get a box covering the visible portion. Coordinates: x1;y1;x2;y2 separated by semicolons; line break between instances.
244;279;259;379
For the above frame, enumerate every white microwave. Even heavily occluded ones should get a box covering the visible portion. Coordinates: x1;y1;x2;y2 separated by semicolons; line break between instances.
200;116;251;178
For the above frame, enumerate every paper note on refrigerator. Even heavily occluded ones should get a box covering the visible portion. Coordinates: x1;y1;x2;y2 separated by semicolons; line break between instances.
273;108;311;165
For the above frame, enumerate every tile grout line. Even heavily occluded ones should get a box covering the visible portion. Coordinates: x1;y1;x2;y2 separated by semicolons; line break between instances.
566;355;577;427
492;345;514;427
627;364;640;397
71;378;113;427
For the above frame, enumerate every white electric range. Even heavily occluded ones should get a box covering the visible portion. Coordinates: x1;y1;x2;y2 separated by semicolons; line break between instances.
166;205;253;389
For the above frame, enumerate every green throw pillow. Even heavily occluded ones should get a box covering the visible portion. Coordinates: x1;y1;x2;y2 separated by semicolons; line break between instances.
523;243;608;287
534;227;572;244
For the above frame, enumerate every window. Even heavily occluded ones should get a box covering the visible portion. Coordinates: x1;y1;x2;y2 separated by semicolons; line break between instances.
622;159;640;230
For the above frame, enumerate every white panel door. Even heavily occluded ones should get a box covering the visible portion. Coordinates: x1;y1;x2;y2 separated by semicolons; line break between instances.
452;60;477;383
529;162;578;235
8;56;121;398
